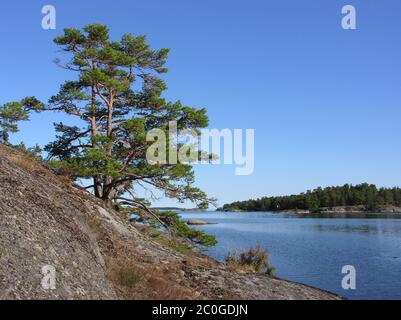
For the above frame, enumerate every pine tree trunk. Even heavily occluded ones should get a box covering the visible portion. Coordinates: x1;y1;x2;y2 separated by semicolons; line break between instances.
104;89;114;198
104;197;113;209
103;190;115;209
90;81;103;199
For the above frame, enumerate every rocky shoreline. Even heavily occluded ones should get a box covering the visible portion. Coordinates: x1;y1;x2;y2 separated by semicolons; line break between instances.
218;208;401;216
186;219;218;225
0;144;341;300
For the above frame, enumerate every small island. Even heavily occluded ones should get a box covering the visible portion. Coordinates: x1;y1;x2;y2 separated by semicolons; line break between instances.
220;183;401;215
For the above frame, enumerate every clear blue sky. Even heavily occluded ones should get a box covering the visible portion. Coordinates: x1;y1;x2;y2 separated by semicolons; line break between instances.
1;0;401;207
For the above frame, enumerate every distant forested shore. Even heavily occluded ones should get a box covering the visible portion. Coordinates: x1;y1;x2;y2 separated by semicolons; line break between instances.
220;183;401;213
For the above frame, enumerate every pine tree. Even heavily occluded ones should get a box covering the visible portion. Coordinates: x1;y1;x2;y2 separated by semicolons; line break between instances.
40;24;213;208
0;98;43;143
1;24;216;246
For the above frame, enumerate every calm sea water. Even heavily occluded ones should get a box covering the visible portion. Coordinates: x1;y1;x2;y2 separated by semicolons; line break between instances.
179;211;401;300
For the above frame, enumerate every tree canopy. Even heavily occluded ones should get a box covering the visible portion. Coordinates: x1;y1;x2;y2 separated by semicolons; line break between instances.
42;24;212;208
222;183;401;212
0;98;43;143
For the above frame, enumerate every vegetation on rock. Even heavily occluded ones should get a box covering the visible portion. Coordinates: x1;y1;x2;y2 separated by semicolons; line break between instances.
225;246;275;277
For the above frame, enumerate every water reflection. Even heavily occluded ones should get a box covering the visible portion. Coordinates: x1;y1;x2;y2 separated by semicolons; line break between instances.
304;221;401;236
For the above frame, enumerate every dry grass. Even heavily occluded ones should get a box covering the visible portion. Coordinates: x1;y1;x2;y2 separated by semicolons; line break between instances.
201;256;217;268
225;246;275;276
7;151;72;185
106;257;195;300
85;215;103;239
48;162;74;183
57;174;72;185
182;255;195;267
225;259;257;273
8;153;39;172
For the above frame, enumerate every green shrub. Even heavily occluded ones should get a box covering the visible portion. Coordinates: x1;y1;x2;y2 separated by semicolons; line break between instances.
155;236;193;255
149;211;217;247
225;246;275;276
155;211;217;247
13;142;43;158
116;268;142;287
